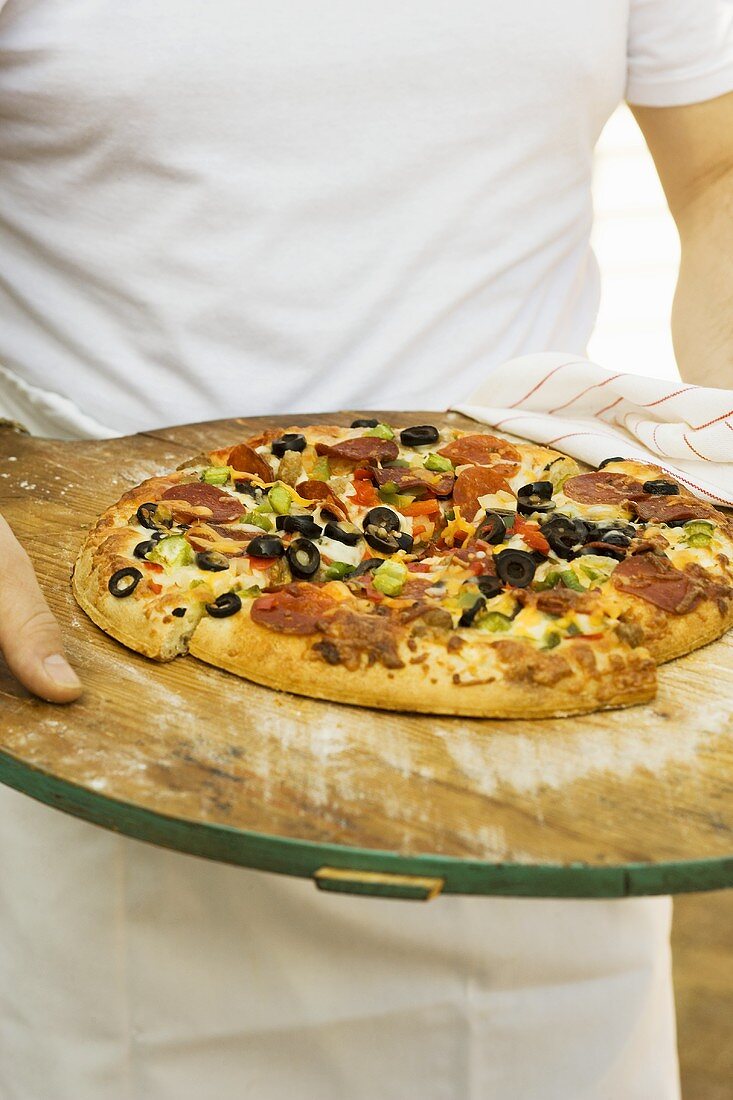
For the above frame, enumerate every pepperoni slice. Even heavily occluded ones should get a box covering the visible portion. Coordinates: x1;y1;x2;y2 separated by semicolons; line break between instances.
563;472;645;505
631;496;721;526
437;434;521;468
161;482;244;523
373;466;455;498
453;467;515;521
228;442;274;483
611;553;702;614
250;584;337;634
297;479;350;520
315;437;399;465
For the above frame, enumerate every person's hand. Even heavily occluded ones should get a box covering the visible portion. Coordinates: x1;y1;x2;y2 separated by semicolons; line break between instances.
0;514;82;702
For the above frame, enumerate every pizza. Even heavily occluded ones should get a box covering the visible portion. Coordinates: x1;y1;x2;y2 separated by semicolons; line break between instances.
72;419;733;718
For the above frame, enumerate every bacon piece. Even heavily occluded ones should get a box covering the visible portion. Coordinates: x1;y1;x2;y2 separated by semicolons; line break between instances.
437;433;520;468
453;467;515;520
452;538;498;573
315;436;399;465
228;442;274;483
250;584;338;635
297;479;350;520
563;472;646;505
373;466;454;497
313;606;404;670
611;553;705;614
516;586;598;617
160;482;244;523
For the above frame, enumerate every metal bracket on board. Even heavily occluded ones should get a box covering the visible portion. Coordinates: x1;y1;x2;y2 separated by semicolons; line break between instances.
314;867;445;901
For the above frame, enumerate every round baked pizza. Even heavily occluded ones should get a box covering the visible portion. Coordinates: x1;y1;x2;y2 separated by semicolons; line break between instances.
72;419;733;718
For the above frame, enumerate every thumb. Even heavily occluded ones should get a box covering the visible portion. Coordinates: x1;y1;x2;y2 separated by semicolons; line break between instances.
0;515;83;703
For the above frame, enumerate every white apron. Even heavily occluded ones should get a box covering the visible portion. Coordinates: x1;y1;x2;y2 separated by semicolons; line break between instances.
0;387;680;1099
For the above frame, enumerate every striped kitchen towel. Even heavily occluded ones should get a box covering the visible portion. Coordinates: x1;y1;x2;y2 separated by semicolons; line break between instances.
451;353;733;506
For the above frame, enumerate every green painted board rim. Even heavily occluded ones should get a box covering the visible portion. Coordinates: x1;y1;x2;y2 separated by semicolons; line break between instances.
1;749;730;898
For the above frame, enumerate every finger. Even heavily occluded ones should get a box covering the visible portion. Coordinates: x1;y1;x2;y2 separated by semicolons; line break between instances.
0;515;83;703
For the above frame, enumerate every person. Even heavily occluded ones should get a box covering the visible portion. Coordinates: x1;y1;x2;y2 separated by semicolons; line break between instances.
0;3;731;1097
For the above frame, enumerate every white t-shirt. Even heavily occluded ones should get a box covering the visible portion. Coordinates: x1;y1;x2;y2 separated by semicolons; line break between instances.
0;0;731;437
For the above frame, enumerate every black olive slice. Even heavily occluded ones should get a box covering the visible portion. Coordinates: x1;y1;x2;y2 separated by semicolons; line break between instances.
597;457;625;470
364;527;400;554
172;607;187;618
395;531;414;553
247;535;285;558
362;506;401;532
276;514;323;539
495;549;536;588
642;479;680;496
272;433;307;457
136;502;171;531
133;539;157;560
350;418;379;428
350;558;382;577
541;514;587;560
458;596;486;628
476;574;503;600
595;530;631;548
323;521;362;546
195;550;230;572
108;567;143;598
516;481;555;516
579;544;626;562
205;592;242;618
399;425;440;448
475;512;507;545
286;538;321;578
517;481;553;501
234;479;260;496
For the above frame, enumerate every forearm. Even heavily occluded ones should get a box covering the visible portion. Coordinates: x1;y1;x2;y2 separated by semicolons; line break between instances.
672;170;733;389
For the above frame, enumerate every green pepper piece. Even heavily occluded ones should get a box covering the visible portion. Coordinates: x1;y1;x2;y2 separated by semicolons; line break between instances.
148;534;194;569
311;456;330;481
423;453;453;473
242;510;273;532
682;520;714;548
542;631;562;649
200;466;230;486
478;612;512;633
324;561;355;581
364;423;395;441
534;570;561;591
267;484;292;515
379;480;398;495
238;584;262;597
560;570;585;592
372;559;408;596
566;621;582;636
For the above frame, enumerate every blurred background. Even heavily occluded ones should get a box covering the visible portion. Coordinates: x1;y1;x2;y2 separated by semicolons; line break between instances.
591;105;678;381
592;104;731;1100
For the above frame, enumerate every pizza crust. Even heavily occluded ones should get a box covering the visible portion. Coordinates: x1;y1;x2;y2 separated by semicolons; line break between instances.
187;611;656;718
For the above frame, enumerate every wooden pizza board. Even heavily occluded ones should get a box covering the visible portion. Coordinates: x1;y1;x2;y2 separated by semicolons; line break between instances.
1;413;731;901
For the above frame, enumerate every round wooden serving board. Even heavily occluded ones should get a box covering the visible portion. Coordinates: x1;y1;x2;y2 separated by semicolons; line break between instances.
1;413;732;900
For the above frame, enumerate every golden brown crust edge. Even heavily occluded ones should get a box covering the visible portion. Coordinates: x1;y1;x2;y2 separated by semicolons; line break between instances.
187;614;657;718
618;593;733;664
